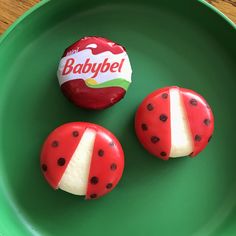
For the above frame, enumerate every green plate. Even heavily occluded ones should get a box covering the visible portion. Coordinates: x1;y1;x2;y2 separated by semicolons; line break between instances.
0;0;235;235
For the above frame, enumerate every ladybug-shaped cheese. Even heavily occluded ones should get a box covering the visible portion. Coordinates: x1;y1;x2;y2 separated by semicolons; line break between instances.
57;36;132;110
135;86;214;160
40;122;124;199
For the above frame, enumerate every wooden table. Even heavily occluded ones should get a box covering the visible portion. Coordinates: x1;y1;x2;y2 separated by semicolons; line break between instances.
0;0;235;35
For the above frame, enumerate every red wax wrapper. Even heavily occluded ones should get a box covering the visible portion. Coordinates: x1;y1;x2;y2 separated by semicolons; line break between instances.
57;36;132;110
40;122;124;199
135;86;214;160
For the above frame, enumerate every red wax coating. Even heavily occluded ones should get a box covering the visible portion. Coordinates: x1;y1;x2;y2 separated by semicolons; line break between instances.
40;123;86;188
86;125;124;199
60;36;129;110
180;88;214;157
40;122;124;199
135;87;214;160
63;36;124;57
61;79;125;110
135;87;171;160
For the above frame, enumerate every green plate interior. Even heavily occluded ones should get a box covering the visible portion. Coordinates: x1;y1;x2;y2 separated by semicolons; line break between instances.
0;0;236;235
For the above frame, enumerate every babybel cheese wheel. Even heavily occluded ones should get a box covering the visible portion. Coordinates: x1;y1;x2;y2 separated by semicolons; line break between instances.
40;122;124;199
57;36;132;110
135;86;214;160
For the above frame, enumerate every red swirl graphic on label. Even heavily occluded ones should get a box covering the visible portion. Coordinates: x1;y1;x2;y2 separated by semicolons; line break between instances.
63;36;125;57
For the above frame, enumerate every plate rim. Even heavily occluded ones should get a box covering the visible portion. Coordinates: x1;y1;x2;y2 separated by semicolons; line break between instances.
0;0;235;235
0;0;235;46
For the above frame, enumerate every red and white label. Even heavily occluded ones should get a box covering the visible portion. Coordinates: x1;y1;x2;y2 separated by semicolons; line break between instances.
57;48;132;86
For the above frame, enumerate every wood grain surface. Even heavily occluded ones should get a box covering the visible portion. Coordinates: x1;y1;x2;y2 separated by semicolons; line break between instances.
0;0;235;35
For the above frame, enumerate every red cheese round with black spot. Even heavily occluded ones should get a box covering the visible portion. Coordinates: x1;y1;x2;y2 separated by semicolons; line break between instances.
135;86;214;160
40;122;124;199
135;87;171;160
57;36;132;110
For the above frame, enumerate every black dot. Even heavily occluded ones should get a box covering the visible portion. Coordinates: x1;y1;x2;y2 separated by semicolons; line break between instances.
204;119;210;126
208;136;212;143
98;149;104;157
147;103;154;111
72;131;79;137
151;136;160;143
90;176;99;185
162;93;168;99
141;123;148;131
42;164;47;172
106;183;113;189
111;163;117;171
57;157;66;166
195;135;202;142
159;114;168;122
189;152;193;156
190;98;198;106
160;152;167;157
90;194;97;199
51;141;59;147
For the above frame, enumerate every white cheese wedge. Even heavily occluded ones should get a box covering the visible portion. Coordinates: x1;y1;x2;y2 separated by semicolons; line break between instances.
169;88;193;158
58;128;96;195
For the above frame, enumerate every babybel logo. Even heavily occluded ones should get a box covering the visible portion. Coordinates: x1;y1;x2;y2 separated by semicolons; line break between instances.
58;49;132;86
62;58;125;78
